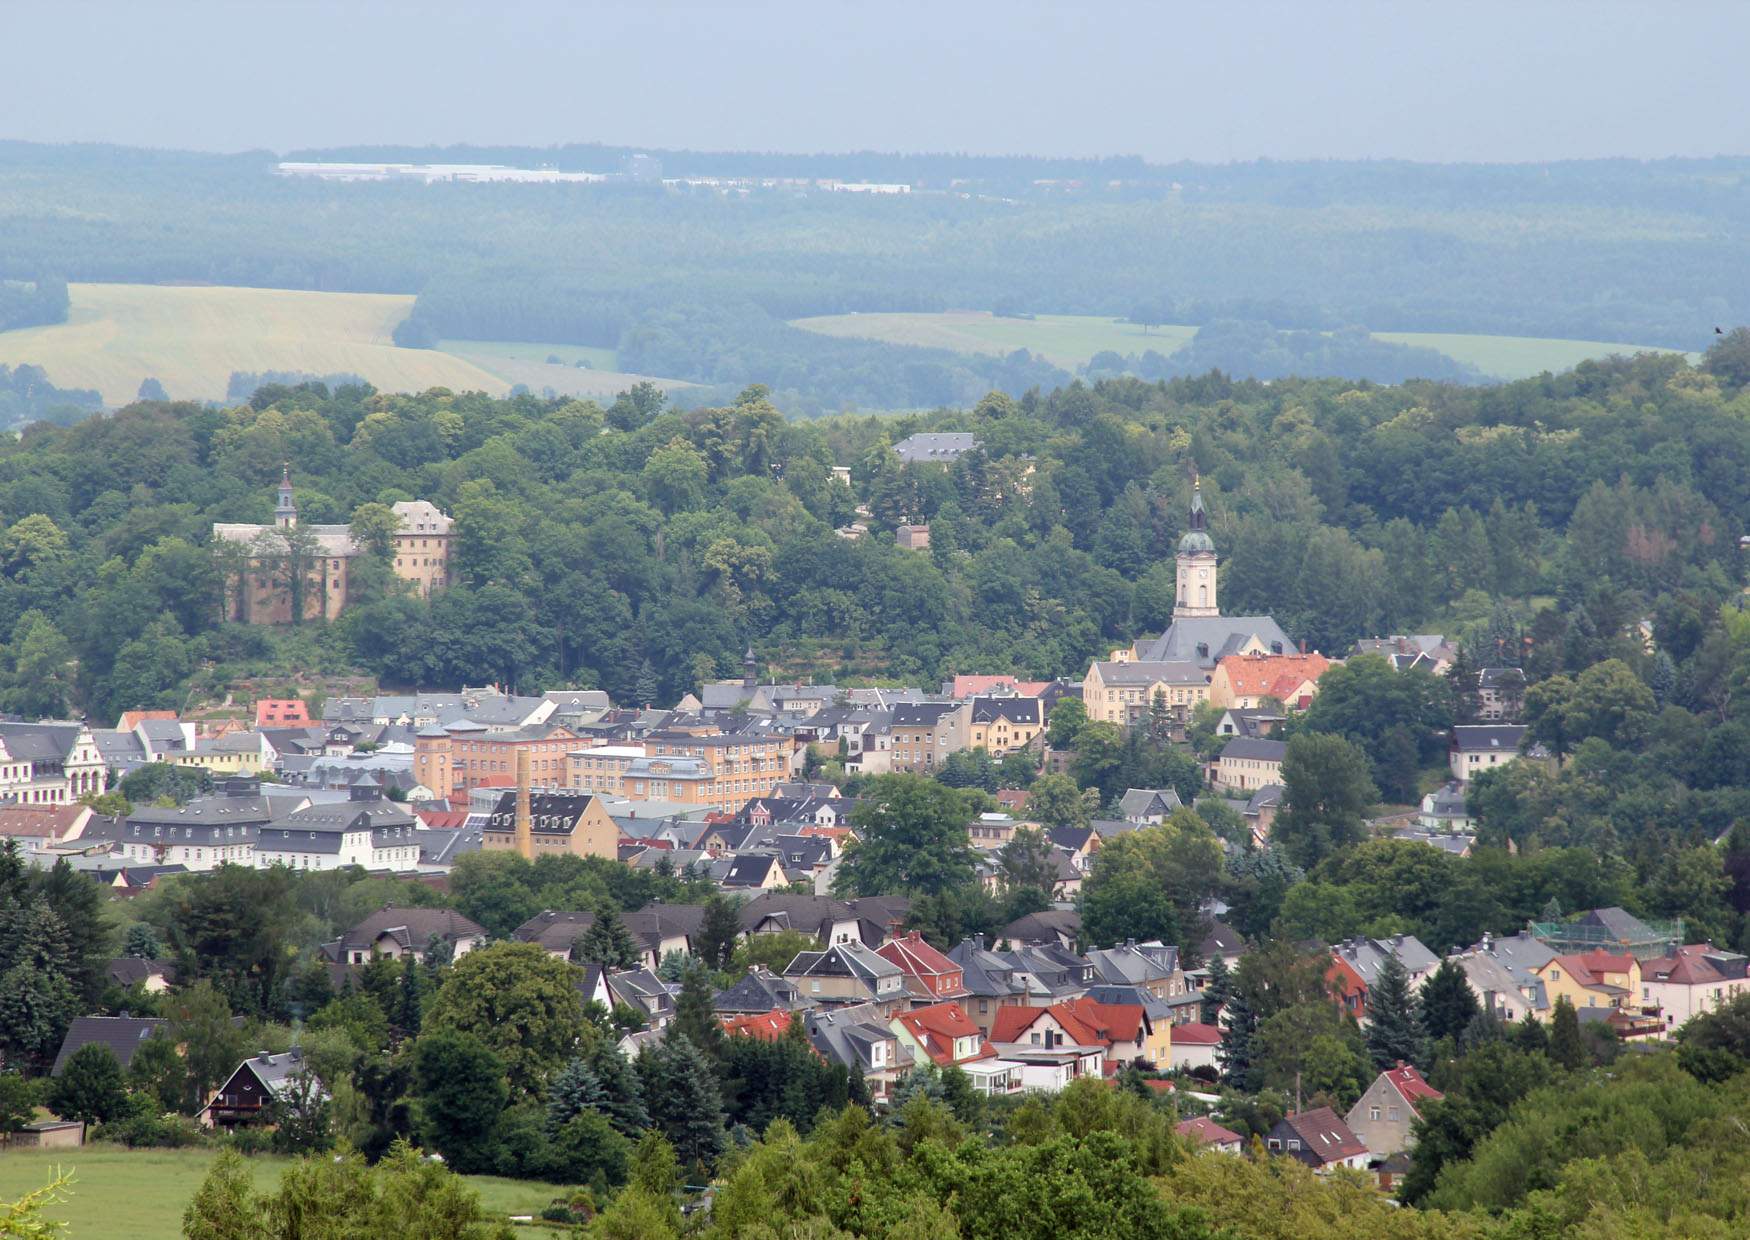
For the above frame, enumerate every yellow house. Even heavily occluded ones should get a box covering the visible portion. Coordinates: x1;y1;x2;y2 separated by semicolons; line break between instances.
481;788;619;861
169;734;269;776
1533;951;1642;1016
1081;659;1211;728
967;697;1045;754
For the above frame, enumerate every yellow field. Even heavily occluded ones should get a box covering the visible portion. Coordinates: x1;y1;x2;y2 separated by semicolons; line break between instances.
0;283;517;406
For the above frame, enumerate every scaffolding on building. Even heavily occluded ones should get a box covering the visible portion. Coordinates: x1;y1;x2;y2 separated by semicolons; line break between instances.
1529;917;1684;960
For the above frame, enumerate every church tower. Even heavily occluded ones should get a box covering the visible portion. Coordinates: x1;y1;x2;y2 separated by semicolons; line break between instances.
1174;477;1219;618
274;464;298;529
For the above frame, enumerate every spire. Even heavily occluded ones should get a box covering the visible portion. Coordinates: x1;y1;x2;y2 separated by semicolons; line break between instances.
1187;473;1207;532
274;463;298;529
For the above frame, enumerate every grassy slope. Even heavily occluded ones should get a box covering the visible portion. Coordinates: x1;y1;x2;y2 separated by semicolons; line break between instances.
793;310;1688;380
439;339;622;371
0;283;511;406
0;1146;566;1239
440;340;696;400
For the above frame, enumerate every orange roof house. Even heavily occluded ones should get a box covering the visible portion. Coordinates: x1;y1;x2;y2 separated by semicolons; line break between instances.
877;931;970;1004
945;675;1050;699
1210;651;1332;711
254;699;311;727
721;1009;805;1044
989;996;1162;1069
891;1002;992;1067
1327;953;1370;1020
116;710;177;732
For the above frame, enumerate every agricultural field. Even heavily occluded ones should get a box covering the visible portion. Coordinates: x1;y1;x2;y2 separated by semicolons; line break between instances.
0;1146;567;1239
0;284;685;407
792;310;1688;380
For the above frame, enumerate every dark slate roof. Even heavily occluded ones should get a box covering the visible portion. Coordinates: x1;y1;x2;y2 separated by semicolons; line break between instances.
945;938;1028;1001
1001;908;1081;945
721;853;785;888
417;823;482;865
484;790;603;835
893;432;976;463
889;702;960;728
1220;737;1287;763
342;906;485;953
1136;617;1293;668
51;1014;166;1075
0;722;84;761
105;958;177;988
969;697;1043;725
804;1004;895;1071
1118;788;1183;820
1478;667;1526;690
1046;826;1096;853
1450;725;1527;751
715;966;816;1014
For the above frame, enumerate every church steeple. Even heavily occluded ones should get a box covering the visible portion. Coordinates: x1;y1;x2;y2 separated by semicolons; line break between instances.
274;464;298;529
1174;475;1219;618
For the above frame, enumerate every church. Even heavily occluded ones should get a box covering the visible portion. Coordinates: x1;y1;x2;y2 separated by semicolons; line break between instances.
212;468;454;624
1081;479;1291;728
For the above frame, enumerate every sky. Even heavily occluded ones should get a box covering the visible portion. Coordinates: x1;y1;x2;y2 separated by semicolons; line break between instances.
5;0;1748;164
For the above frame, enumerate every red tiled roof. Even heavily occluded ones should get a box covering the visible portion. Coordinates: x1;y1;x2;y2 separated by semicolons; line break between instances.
413;809;470;830
989;997;1146;1052
1177;1116;1243;1146
1551;951;1635;988
1280;1107;1368;1164
1216;653;1330;701
0;805;87;839
1381;1063;1443;1113
878;931;962;978
1643;946;1729;985
254;699;310;726
1169;1021;1222;1045
990;1005;1047;1042
895;1002;991;1066
948;675;1050;699
117;710;177;731
722;1009;797;1043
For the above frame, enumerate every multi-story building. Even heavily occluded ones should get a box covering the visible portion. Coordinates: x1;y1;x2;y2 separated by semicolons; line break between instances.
1081;660;1211;727
212;469;454;623
886;702;971;773
966;697;1044;755
1208;650;1331;711
0;722;108;805
255;787;422;871
480;787;619;861
413;721;579;800
116;777;287;869
567;731;794;812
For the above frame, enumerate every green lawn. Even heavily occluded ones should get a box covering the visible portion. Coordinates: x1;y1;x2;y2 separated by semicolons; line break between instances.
792;310;1689;381
0;1146;566;1239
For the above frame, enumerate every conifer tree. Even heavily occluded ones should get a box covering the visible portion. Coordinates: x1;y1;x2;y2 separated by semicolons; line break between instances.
634;659;660;708
639;1035;727;1172
1200;954;1232;1025
671;962;724;1063
577;906;641;971
1217;983;1257;1088
696;894;742;973
545;1055;605;1135
1417;958;1480;1045
1548;996;1586;1070
393;953;423;1040
1512;1011;1549;1055
588;1041;649;1136
1364;953;1427;1070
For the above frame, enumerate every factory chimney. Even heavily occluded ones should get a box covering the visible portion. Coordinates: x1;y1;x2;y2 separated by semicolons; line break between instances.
514;748;533;861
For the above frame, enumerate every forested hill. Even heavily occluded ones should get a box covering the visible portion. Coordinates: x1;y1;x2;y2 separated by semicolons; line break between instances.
0;142;1744;411
0;336;1747;731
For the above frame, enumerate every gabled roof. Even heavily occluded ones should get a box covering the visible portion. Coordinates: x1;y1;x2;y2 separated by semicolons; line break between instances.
715;966;816;1014
1001;908;1080;946
1219;737;1287;763
721;1009;798;1043
1378;1063;1443;1114
1274;1107;1368;1165
1450;725;1527;751
51;1015;167;1075
1137;617;1293;668
1118;788;1183;820
106;958;177;988
877;931;966;992
894;1001;991;1065
1216;652;1331;700
786;941;902;983
342;905;485;953
1168;1021;1222;1046
1177;1116;1244;1146
969;697;1044;725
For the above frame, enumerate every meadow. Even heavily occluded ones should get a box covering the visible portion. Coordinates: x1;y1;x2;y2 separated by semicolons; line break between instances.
792;310;1689;381
0;284;683;407
0;1145;568;1239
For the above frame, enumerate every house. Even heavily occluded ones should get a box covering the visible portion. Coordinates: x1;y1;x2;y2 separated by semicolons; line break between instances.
1641;945;1750;1030
804;1004;907;1102
994;1042;1107;1093
1243;784;1285;840
1081;660;1212;728
105;958;178;993
1117;787;1183;824
1211;737;1286;793
892;432;976;464
715;965;816;1015
1417;782;1472;832
966;697;1045;755
1198;920;1246;968
943;674;1050;700
968;812;1022;850
717;852;791;891
1086;941;1187;1004
1449;947;1544;1023
738;892;908;947
255;788;422;871
1166;1020;1222;1071
946;938;1034;1033
895;524;931;550
1208;650;1331;711
115;777;289;869
203;1049;327;1127
0;722;107;805
1346;1063;1442;1159
0;804;96;848
1326;936;1440;1021
1177;1115;1244;1153
786;941;909;1011
720;1009;798;1043
1000;908;1080;951
1352;635;1457;674
1477;668;1526;721
604;967;676;1026
877;930;971;1005
254;699;311;728
1532;950;1643;1017
990;995;1165;1069
513;906;703;972
886;702;971;774
1449;725;1529;783
480;787;619;862
51;1015;167;1075
335;906;486;964
1266;1108;1370;1172
892;1002;1020;1095
1212;708;1285;741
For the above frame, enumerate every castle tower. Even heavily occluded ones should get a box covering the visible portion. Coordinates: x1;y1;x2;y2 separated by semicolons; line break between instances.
1174;477;1219;618
274;464;298;529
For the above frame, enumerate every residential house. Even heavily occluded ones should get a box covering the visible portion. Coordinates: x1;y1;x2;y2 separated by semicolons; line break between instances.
1086;941;1187;1005
1000;908;1080;951
1449;946;1544;1023
1046;825;1100;874
892;1002;1020;1096
116;778;289;869
1117;787;1184;824
1346;1063;1443;1159
255;788;421;871
1417;783;1472;832
1165;1021;1222;1072
1212;708;1285;741
966;697;1045;756
721;1009;797;1043
1081;660;1212;728
892;432;976;464
0;804;96;849
943;674;1049;700
105;958;177;993
480;788;619;861
1266;1108;1371;1172
877;930;971;1006
991;996;1165;1069
1327;936;1440;1022
785;941;909;1012
1641;945;1750;1030
604;967;676;1027
946;937;1034;1033
895;523;931;550
50;1015;167;1076
1532;950;1642;1017
1477;668;1527;721
992;1042;1107;1093
1352;635;1457;674
738;892;908;947
254;699;311;728
202;1049;326;1128
886;702;971;774
1176;1116;1244;1153
1448;725;1529;783
334;905;486;964
804;1004;907;1102
1208;650;1331;711
715;852;792;891
715;965;816;1016
968;812;1023;850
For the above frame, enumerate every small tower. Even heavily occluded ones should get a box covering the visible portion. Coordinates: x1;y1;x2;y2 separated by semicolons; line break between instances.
274;464;298;529
1174;476;1219;618
743;646;758;692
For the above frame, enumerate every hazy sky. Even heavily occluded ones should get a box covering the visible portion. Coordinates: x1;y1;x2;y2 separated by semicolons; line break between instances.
6;0;1747;163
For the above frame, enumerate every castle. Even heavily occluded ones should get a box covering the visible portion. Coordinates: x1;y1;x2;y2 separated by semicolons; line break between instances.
212;468;454;623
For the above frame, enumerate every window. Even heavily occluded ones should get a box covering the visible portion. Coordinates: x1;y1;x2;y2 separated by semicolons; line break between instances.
1267;1138;1281;1151
1286;1139;1300;1151
1369;1107;1380;1122
1387;1106;1400;1122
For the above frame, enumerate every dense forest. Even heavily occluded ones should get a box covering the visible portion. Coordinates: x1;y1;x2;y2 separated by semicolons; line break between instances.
0;143;1742;409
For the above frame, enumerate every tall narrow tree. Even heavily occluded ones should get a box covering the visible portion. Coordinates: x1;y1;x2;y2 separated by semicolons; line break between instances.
1365;953;1427;1071
1417;959;1480;1046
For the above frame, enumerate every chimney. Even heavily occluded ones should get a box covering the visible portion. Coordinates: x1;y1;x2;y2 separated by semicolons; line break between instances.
514;748;534;861
257;1050;273;1062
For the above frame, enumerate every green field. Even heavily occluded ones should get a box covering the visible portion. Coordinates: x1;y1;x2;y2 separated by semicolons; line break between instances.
439;339;622;372
0;283;686;407
0;1146;567;1239
792;310;1689;381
